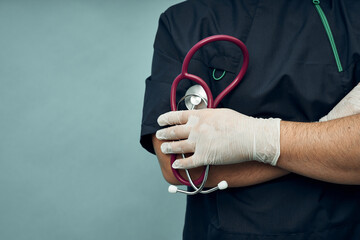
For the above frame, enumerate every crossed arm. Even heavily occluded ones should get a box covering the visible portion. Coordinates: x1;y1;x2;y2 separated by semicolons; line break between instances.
153;134;288;187
153;113;360;187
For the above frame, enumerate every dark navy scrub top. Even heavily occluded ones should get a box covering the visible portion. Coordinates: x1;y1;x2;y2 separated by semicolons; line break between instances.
140;0;360;239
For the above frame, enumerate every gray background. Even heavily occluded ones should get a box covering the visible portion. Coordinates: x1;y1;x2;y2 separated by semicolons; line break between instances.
0;0;185;239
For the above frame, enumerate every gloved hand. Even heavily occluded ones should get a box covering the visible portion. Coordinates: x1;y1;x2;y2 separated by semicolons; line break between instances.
156;109;281;169
319;83;360;122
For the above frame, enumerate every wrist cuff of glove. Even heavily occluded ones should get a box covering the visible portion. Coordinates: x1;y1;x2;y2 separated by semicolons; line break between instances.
254;118;281;166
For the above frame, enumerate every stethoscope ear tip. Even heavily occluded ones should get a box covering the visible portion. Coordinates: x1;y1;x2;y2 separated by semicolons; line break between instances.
218;181;228;190
168;185;178;194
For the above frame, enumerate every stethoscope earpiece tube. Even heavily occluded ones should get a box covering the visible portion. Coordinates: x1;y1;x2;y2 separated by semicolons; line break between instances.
169;35;249;195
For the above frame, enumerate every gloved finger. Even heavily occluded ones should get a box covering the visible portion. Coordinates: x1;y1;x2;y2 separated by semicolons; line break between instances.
319;116;328;122
319;83;360;122
156;124;191;140
157;110;193;126
160;140;195;154
172;155;200;169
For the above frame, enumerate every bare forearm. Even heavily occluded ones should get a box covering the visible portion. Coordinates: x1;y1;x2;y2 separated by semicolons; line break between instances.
152;135;288;187
278;114;360;184
200;162;288;188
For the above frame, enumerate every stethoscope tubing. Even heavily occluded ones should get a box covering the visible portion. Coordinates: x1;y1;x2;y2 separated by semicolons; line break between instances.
170;35;249;187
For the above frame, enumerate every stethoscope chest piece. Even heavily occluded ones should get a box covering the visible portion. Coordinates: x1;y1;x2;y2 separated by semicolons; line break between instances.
179;85;208;110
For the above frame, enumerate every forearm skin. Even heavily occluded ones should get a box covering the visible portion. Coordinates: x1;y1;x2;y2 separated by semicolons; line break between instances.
278;114;360;185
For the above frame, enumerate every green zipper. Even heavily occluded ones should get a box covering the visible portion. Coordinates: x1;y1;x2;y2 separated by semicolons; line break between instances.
312;0;343;72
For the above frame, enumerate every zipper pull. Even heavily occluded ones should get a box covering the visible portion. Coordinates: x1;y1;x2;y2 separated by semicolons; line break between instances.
313;0;320;5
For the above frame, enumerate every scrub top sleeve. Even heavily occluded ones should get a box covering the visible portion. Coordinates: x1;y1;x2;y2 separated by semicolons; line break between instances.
140;13;182;154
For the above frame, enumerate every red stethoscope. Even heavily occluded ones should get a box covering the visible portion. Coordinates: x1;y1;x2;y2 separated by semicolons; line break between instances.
167;35;249;195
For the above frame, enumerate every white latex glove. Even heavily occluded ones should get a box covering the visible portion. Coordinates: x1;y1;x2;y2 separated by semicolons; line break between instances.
319;83;360;122
156;109;281;169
